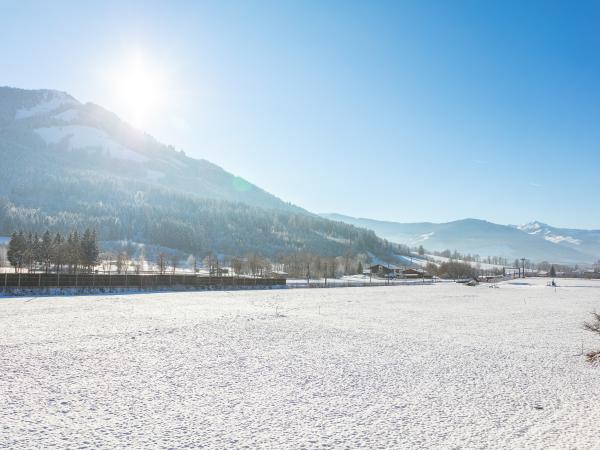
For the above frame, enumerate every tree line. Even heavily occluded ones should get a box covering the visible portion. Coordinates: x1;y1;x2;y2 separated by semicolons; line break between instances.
415;245;511;267
0;168;401;261
7;229;99;273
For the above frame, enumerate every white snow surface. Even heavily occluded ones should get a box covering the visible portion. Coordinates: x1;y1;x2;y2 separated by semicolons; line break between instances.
15;92;77;119
544;234;582;245
418;231;434;241
145;168;165;181
35;125;148;162
2;278;600;448
518;222;582;245
53;108;80;122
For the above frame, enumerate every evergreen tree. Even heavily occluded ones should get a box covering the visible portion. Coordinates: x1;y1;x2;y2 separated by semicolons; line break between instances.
32;233;42;271
40;231;52;273
67;231;81;273
23;232;35;272
80;228;100;272
51;233;64;272
549;265;556;277
7;232;26;273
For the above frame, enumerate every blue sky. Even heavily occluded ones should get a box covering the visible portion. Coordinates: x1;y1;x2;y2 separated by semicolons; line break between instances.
2;0;600;228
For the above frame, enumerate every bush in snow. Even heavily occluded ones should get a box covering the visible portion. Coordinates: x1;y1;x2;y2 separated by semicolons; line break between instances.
584;312;600;362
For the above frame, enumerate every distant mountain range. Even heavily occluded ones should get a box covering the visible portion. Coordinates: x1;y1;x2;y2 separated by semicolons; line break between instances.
0;87;394;259
321;214;600;264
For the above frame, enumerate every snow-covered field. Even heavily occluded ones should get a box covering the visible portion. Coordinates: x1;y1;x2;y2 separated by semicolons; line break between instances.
2;278;600;448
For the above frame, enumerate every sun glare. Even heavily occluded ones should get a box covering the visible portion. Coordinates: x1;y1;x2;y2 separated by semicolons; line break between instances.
108;53;166;129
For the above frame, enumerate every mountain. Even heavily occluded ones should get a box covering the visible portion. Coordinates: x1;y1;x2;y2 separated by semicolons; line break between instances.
321;214;599;264
0;87;396;259
0;88;300;212
514;221;600;260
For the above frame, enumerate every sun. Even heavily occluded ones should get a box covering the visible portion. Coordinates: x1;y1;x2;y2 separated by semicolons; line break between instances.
108;53;166;128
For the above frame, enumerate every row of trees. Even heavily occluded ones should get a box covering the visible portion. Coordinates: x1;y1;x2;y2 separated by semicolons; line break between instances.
0;171;402;261
3;229;592;280
418;247;511;267
275;252;367;279
88;243;370;279
156;252;368;279
6;229;99;273
424;261;480;279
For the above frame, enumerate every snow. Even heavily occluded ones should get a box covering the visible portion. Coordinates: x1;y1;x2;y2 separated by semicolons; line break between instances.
15;91;77;119
519;222;582;246
53;108;79;122
544;234;582;245
145;168;165;181
286;275;433;286
2;278;600;448
518;221;543;233
418;231;434;241
35;125;148;162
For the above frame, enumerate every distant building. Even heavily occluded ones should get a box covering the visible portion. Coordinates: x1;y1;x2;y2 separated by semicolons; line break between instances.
368;264;395;276
368;263;431;279
401;268;430;278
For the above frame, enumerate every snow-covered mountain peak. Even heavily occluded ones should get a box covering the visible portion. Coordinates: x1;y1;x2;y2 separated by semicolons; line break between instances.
15;89;79;120
517;221;582;246
517;221;546;233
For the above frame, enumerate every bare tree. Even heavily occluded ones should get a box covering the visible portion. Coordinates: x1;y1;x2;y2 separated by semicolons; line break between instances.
187;255;197;273
100;251;114;274
116;251;130;274
231;257;243;277
156;253;167;275
137;247;146;274
170;254;180;275
204;252;217;276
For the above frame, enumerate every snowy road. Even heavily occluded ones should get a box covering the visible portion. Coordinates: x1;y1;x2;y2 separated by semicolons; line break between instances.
2;279;600;449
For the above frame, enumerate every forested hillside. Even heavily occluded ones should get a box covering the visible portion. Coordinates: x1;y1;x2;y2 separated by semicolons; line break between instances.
0;87;398;260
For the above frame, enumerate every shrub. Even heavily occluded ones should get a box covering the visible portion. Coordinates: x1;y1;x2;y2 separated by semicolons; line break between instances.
584;312;600;363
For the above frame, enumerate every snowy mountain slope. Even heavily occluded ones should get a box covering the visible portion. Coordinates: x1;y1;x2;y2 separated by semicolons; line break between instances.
0;87;394;259
0;87;300;212
322;214;598;264
515;221;600;257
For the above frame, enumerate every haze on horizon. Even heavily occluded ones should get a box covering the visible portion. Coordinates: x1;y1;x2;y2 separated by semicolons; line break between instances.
2;0;600;229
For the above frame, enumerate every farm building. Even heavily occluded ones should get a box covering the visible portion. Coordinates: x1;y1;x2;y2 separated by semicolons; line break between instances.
368;264;397;276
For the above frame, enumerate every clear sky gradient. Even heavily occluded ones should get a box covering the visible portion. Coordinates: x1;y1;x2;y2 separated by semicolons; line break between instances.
2;0;600;228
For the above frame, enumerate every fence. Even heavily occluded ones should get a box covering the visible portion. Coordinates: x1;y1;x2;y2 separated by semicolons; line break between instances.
1;272;286;292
